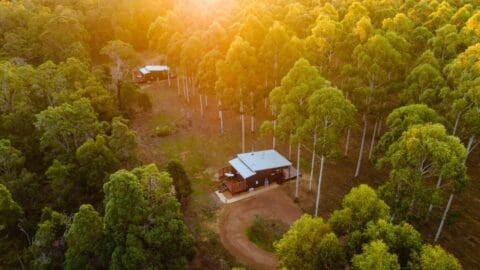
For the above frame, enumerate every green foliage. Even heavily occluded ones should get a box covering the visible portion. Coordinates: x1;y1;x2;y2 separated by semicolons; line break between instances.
166;160;192;204
104;165;195;269
29;208;68;270
35;98;102;161
270;58;329;142
330;184;390;235
155;125;172;137
65;204;106;270
0;139;25;180
246;215;288;253
364;219;423;267
76;135;121;194
377;124;467;222
375;104;443;158
108;117;139;168
352;240;401;270
275;214;344;270
410;245;462;270
0;184;23;235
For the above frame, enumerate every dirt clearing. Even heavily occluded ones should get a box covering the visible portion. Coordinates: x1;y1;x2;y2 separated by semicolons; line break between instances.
219;188;302;270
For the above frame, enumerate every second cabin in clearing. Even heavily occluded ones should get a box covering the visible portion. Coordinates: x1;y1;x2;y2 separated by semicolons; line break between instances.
136;65;171;82
219;149;298;194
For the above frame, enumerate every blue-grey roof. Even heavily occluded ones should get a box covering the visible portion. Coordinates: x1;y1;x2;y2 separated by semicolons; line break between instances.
229;158;255;179
229;149;292;179
238;150;292;171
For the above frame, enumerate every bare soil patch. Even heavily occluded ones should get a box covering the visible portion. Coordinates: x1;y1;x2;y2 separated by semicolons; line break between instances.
219;188;302;270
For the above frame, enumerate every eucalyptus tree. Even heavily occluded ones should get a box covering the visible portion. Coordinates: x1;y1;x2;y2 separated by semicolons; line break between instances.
34;98;102;162
196;49;223;118
403;52;447;109
428;24;463;63
462;10;480;45
283;2;315;38
377;124;467;224
412;245;462;269
216;36;257;152
260;21;302;141
306;10;345;73
352;240;401;270
259;21;291;90
269;58;328;199
0;183;23;236
303;86;356;215
29;208;68;269
352;33;406;177
180;33;203;104
275;214;344;270
100;40;139;111
65;204;106;270
443;43;480;158
374;104;443;159
104;165;194;269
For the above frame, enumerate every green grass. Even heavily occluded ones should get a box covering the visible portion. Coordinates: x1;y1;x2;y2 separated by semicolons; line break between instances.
246;215;289;253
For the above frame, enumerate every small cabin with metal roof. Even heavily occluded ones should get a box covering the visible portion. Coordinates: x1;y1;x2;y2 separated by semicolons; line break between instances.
135;65;171;82
218;149;298;194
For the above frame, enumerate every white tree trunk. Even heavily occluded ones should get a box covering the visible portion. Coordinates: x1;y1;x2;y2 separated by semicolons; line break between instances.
377;118;383;136
295;143;301;199
199;94;204;117
434;193;454;243
167;70;171;87
309;132;317;190
177;76;180;96
314;155;325;217
288;141;292;160
428;175;443;213
205;95;208;107
368;120;379;160
185;77;190;103
272;120;276;149
452;112;461;135
344;128;351;157
241;101;245;153
355;114;368;177
219;110;224;134
183;76;187;100
251;115;255;133
466;135;476;158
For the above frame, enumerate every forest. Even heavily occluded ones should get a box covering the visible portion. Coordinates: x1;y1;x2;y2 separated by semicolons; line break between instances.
0;0;479;269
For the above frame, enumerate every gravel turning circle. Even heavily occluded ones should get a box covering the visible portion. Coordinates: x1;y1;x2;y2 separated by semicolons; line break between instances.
219;188;303;270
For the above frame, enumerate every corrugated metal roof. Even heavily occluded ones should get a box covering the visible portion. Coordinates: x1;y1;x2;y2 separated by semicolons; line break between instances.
237;149;291;172
145;65;169;72
140;68;150;74
229;158;255;179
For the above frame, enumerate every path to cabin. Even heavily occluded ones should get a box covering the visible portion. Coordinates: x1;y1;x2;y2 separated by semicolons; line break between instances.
219;188;302;270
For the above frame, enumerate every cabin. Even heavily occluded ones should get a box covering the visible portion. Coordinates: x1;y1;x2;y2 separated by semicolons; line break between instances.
218;149;299;194
135;65;171;82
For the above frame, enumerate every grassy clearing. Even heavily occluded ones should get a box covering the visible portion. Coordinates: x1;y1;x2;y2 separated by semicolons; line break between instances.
246;215;289;253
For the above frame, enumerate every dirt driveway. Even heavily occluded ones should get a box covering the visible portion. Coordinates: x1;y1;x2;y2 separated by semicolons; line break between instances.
219;188;302;270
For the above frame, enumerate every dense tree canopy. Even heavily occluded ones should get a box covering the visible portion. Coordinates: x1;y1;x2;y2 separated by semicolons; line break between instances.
2;0;479;268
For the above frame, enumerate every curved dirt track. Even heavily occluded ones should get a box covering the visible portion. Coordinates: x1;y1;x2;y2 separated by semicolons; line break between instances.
219;188;303;270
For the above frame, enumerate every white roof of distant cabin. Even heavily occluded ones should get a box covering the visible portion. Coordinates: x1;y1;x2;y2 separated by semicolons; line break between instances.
228;149;292;179
139;65;170;74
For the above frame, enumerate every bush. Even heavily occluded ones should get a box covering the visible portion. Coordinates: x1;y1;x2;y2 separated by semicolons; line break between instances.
155;125;171;137
247;215;288;253
166;160;192;204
